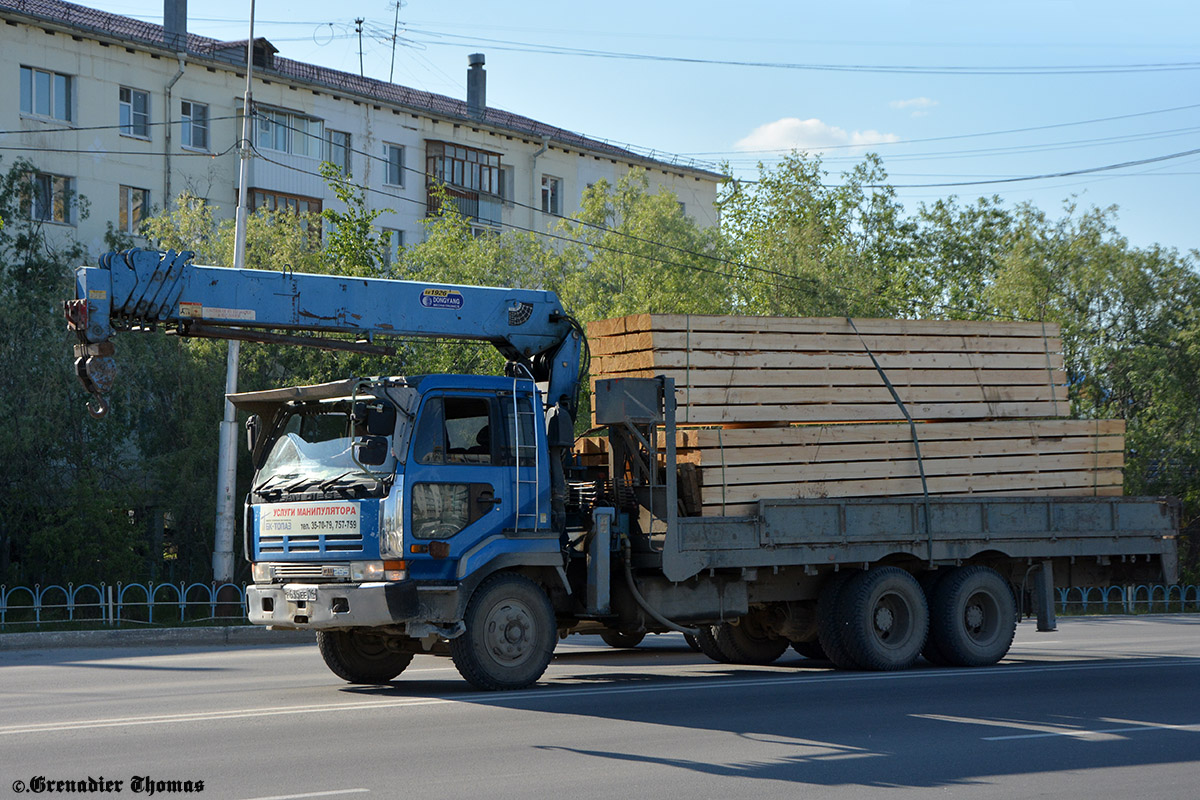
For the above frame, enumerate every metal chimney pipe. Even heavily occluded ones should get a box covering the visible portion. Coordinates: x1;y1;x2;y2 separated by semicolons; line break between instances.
164;0;187;51
467;53;486;120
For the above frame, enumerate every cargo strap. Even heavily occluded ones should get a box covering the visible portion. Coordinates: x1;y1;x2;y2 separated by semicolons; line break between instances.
1040;320;1061;418
847;317;935;564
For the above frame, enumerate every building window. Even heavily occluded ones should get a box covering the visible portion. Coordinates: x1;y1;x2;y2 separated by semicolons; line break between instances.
541;175;562;215
325;130;351;173
427;142;500;194
499;165;514;206
20;66;72;121
119;186;149;234
255;107;323;156
384;144;405;187
181;101;208;150
119;87;150;138
381;228;403;268
250;189;323;216
24;172;74;224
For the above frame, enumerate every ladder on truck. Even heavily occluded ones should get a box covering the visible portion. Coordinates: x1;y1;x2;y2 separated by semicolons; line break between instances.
512;378;541;533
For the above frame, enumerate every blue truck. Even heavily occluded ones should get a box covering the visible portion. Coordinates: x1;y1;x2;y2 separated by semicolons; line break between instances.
67;248;1180;690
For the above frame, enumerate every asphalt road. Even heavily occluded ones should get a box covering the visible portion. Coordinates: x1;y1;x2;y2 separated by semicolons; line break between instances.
2;615;1199;800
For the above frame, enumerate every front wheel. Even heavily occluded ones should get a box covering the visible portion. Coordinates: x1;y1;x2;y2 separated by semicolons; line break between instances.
316;630;414;683
715;621;789;665
450;573;557;691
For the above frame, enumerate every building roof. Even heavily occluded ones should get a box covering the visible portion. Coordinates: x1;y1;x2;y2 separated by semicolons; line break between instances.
0;0;722;177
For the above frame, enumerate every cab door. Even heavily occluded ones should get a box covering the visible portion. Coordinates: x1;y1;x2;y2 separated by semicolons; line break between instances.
403;392;510;580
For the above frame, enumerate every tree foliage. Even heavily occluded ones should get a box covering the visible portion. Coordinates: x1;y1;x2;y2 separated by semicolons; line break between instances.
3;153;1197;585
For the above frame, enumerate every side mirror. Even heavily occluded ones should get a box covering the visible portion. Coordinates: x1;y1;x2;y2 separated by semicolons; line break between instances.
355;435;389;466
366;406;397;436
245;415;261;454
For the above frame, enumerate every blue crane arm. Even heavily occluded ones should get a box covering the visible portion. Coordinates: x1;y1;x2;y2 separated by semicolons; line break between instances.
65;248;583;418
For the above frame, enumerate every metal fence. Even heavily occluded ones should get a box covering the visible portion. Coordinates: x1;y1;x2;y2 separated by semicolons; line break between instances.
0;582;248;628
1056;584;1200;615
1;581;1198;630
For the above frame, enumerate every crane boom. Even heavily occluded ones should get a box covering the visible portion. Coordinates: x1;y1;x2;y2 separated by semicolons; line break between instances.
65;248;582;418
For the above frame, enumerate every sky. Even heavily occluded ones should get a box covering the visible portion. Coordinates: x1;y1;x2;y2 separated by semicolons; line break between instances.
87;0;1200;255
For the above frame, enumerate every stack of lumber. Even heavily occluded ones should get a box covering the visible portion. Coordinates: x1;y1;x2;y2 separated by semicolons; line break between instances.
583;314;1125;516
587;314;1068;425
675;420;1124;517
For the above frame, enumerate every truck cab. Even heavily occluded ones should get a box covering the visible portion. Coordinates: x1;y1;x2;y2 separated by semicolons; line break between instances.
241;374;565;635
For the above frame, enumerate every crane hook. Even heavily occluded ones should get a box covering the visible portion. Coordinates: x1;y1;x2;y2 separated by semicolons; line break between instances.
87;396;110;419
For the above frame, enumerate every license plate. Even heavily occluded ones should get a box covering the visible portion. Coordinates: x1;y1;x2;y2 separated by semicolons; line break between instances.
284;586;318;602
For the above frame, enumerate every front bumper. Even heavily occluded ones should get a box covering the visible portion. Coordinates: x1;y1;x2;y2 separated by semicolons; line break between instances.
247;581;419;629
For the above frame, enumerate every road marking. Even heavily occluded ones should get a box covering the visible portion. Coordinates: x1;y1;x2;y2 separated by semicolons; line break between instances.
984;722;1200;741
3;657;1196;736
238;790;369;800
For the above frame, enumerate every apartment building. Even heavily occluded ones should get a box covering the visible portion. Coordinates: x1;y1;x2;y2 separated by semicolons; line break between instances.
0;0;723;259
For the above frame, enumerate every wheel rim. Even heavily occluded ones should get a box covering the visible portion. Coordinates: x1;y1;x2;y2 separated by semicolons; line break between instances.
871;591;914;650
483;598;538;666
963;590;1002;644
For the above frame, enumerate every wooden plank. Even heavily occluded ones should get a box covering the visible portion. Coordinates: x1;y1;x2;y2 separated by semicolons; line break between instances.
671;401;1064;425
588;330;1063;357
592;349;1064;373
699;470;1126;505
675;419;1125;449
703;483;1123;517
696;451;1125;487
667;384;1068;406
593;367;1070;388
679;434;1125;468
593;314;1060;340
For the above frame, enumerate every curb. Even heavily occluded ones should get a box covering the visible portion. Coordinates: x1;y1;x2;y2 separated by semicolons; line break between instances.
0;626;313;650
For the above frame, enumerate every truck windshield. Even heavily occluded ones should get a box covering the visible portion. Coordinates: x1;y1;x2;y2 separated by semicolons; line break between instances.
254;402;397;496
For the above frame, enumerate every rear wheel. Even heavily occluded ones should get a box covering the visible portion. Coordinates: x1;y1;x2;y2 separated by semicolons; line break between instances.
817;569;862;669
600;630;646;649
929;566;1017;667
316;630;414;683
840;567;929;671
715;621;789;665
450;573;557;690
683;633;701;653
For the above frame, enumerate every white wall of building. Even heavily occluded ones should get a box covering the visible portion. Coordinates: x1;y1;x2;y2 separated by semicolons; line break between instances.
0;5;722;262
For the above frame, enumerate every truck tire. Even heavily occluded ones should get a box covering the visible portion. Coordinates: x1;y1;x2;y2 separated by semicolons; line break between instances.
715;621;789;665
694;625;734;663
840;567;929;671
600;630;646;649
683;633;702;652
928;565;1017;667
316;630;414;683
817;569;862;670
450;572;557;691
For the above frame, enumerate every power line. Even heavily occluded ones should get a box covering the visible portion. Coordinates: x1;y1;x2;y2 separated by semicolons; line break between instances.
400;28;1200;76
0;115;240;138
247;142;821;296
687;102;1200;156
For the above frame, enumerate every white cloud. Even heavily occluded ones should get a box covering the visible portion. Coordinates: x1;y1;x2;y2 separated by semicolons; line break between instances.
890;97;938;118
733;117;900;154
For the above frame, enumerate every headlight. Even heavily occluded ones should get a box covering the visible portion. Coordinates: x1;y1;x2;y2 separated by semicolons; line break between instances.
350;560;406;581
251;562;272;583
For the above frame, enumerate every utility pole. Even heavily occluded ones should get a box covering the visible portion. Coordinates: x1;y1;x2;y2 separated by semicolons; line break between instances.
356;17;365;77
213;0;256;584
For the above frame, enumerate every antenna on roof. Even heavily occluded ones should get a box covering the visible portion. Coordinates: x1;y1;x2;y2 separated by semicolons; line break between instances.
355;17;364;77
389;2;404;83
